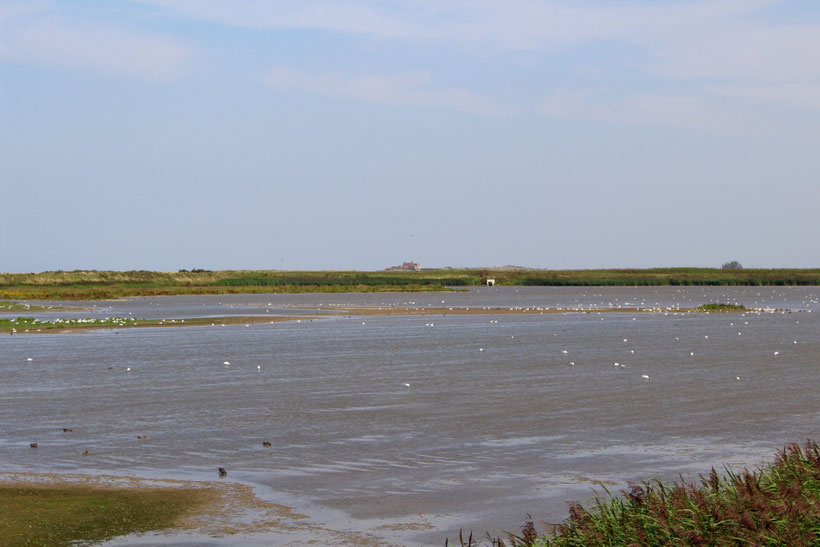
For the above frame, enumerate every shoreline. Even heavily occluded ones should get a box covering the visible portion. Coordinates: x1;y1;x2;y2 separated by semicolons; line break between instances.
0;301;91;313
0;315;316;335
0;471;423;546
1;304;792;334
298;304;788;316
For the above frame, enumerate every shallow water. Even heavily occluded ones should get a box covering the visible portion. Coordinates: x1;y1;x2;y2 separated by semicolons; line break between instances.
2;287;818;545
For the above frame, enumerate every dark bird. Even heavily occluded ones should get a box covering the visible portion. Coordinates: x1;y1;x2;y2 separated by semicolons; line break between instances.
30;443;38;448
262;441;271;447
62;428;72;432
82;450;94;456
137;435;147;439
218;467;227;476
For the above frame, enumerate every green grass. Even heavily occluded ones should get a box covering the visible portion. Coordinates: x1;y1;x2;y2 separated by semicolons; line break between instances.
697;303;748;312
0;316;142;333
1;268;820;300
462;441;820;546
0;315;298;334
0;485;208;546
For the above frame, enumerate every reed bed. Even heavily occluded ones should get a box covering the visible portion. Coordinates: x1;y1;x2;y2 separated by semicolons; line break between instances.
451;441;820;546
2;268;819;300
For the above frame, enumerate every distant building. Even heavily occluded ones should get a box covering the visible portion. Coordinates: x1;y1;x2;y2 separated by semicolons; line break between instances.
486;278;496;286
385;261;421;271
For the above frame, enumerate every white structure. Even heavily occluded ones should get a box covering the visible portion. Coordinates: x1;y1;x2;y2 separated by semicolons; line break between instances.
486;278;495;286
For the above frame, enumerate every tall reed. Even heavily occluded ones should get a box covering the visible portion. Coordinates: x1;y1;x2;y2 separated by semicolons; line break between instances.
453;441;820;546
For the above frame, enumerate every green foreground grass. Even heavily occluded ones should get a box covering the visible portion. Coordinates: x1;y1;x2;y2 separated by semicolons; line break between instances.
2;268;820;300
463;441;820;546
0;485;208;546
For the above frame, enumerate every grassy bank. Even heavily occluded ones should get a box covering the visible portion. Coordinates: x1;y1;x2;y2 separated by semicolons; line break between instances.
0;270;476;300
0;484;210;546
1;303;757;334
1;268;820;300
697;303;747;312
466;441;820;546
0;315;303;334
0;301;67;312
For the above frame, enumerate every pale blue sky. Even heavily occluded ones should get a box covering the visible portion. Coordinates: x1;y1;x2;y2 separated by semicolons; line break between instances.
1;0;818;271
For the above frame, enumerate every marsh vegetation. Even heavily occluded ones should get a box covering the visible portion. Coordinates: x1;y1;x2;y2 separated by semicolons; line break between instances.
2;268;820;300
458;441;820;546
697;303;748;312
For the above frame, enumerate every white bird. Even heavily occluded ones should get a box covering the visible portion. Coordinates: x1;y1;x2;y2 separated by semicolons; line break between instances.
641;374;650;380
479;348;484;352
223;361;230;365
257;365;261;370
569;362;575;366
736;376;741;381
126;367;131;372
614;362;620;367
774;351;779;355
561;350;568;354
403;383;410;388
26;357;33;361
689;352;694;356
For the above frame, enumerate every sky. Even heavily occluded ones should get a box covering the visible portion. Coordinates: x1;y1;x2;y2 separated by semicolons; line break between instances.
1;0;818;272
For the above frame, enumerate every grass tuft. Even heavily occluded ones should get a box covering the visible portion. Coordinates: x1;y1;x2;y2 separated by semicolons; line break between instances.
697;303;747;312
0;485;209;546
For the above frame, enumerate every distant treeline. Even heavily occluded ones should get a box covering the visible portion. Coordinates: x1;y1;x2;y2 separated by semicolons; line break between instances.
1;268;819;300
498;268;820;287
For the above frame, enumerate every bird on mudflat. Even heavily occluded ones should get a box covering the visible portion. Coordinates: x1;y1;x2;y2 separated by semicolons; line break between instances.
218;467;228;476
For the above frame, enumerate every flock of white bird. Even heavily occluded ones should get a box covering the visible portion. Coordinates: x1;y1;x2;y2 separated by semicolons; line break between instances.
15;289;813;393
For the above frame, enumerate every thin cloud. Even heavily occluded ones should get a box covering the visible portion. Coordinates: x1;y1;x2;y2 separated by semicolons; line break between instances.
136;0;819;84
1;15;193;80
266;66;498;114
136;0;820;125
135;0;773;49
